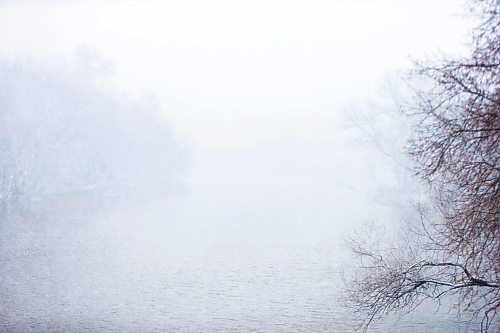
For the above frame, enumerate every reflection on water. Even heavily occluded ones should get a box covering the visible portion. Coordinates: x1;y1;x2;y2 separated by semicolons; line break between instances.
0;198;467;332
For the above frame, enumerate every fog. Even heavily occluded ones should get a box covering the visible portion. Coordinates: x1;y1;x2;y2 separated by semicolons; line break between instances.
0;1;475;332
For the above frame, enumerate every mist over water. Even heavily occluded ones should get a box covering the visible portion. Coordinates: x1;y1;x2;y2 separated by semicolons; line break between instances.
0;195;464;332
0;103;465;332
0;1;478;332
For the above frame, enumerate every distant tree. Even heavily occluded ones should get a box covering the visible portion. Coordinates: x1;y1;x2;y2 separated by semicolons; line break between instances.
0;57;186;203
343;1;499;331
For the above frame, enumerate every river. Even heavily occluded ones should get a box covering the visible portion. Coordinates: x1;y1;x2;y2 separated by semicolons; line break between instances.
0;196;472;333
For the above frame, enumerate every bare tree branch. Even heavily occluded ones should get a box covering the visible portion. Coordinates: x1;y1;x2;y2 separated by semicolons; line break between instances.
343;1;499;331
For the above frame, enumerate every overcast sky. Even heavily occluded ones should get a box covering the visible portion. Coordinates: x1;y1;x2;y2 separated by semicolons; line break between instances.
0;0;472;236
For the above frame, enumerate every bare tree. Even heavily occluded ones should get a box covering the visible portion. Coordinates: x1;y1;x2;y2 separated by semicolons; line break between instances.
343;1;499;331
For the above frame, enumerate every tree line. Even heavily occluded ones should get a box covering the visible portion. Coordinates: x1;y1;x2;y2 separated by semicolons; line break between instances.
0;57;186;203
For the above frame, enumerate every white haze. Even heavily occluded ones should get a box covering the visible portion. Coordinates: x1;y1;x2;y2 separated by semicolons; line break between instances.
0;1;475;332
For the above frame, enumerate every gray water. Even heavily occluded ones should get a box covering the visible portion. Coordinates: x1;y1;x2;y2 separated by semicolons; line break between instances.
0;197;470;333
